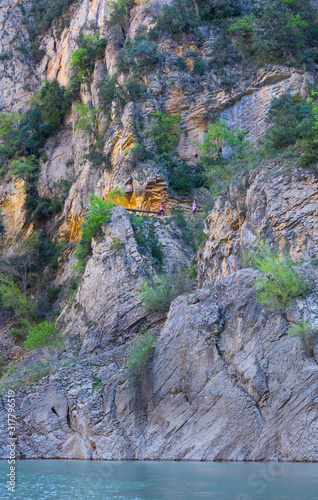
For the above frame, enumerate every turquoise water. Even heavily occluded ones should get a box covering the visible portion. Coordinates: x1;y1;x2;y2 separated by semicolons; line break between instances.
0;460;317;500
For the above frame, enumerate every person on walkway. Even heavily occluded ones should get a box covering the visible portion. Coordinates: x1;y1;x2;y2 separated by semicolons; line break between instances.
159;203;165;216
192;200;197;215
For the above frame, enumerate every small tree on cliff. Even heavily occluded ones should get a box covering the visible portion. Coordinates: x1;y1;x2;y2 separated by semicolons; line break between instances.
74;188;126;270
199;120;248;189
148;111;182;154
241;236;309;310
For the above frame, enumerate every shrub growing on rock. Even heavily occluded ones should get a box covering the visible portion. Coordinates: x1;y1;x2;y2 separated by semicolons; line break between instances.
70;33;107;83
148;0;200;41
149;111;182;155
288;319;318;357
74;189;126;269
125;332;157;386
228;0;318;67
81;194;115;242
138;271;188;314
116;31;162;75
255;254;308;310
108;0;134;31
242;236;309;310
24;321;58;349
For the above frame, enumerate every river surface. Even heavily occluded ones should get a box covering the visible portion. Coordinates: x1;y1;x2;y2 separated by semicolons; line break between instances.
0;460;317;500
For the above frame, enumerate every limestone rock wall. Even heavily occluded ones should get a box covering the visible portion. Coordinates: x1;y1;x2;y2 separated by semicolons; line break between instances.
0;0;312;243
3;266;318;461
0;0;38;112
58;205;195;352
198;167;318;286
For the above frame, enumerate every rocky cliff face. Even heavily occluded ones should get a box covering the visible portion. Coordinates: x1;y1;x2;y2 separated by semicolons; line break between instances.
1;0;318;462
198;166;318;285
0;0;312;245
2;264;318;461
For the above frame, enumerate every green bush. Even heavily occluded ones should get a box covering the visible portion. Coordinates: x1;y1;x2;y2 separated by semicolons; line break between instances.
74;188;126;268
33;79;72;132
201;0;242;21
117;31;162;75
199;120;249;192
125;332;157;386
108;0;134;31
29;196;62;223
257;89;318;165
0;273;34;322
154;152;203;195
138;276;176;314
244;237;309;310
148;222;163;267
200;120;248;162
130;215;147;252
240;234;272;269
192;61;206;76
130;217;163;266
8;155;40;184
123;78;147;101
31;0;77;37
288;319;318;356
70;33;107;83
98;74;118;120
138;272;188;314
228;0;318;67
0;80;70;176
81;193;115;242
169;161;195;195
0;353;7;377
149;111;182;155
24;321;58;349
47;285;62;304
148;0;200;41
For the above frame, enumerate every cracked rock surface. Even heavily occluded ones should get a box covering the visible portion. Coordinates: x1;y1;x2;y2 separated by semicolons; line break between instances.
3;266;318;460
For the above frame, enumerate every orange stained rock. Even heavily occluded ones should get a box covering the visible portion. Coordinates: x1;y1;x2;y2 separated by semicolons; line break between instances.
0;180;33;248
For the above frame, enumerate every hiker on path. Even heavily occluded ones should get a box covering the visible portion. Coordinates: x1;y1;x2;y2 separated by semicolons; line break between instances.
159;203;165;216
192;200;197;215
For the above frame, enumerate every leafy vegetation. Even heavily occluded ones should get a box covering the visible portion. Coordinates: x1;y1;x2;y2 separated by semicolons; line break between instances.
0;273;34;326
73;189;125;271
241;236;309;310
81;192;117;242
257;89;318;167
148;111;182;154
108;0;135;31
138;271;189;314
199;120;249;195
148;0;200;41
24;321;58;349
70;33;107;83
130;216;163;267
125;332;157;386
288;319;318;357
31;79;72;133
116;29;162;76
0;232;67;340
0;80;72;224
228;0;318;67
30;0;78;37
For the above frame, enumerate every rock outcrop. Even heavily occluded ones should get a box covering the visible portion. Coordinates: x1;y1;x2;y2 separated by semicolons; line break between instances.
59;205;194;353
198;166;318;286
2;265;318;460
